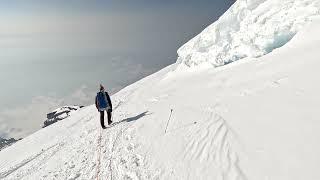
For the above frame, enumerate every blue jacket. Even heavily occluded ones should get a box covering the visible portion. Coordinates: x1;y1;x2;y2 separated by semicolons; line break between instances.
95;91;112;112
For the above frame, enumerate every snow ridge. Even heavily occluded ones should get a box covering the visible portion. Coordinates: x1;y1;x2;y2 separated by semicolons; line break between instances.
177;0;320;68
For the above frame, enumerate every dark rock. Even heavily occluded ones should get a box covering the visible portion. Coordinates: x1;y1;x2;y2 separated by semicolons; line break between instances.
0;137;20;151
43;105;84;128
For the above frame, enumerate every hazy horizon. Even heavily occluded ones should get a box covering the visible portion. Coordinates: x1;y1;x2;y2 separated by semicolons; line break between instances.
0;1;234;139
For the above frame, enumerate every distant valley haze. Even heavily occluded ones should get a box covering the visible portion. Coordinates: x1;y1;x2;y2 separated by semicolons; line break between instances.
0;0;234;138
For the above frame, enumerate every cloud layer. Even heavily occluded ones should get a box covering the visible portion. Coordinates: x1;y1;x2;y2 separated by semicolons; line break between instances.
0;86;95;139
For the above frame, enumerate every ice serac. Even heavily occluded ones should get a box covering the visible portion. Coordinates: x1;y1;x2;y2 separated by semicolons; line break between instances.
177;0;320;68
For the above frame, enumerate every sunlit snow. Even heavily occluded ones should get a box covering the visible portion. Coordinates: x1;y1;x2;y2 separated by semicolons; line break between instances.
1;0;320;179
177;0;320;68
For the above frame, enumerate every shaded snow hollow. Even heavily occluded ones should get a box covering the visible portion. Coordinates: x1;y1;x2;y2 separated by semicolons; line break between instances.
177;0;320;68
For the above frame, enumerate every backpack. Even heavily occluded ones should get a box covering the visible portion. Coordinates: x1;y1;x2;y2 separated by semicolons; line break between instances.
96;91;109;111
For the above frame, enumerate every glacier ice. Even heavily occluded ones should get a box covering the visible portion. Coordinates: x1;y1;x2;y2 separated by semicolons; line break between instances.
177;0;320;68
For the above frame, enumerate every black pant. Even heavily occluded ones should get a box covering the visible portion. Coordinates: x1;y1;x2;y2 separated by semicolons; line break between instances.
100;110;112;127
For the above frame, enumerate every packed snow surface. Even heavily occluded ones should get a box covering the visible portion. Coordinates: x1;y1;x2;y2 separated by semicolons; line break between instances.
177;0;320;68
1;1;320;179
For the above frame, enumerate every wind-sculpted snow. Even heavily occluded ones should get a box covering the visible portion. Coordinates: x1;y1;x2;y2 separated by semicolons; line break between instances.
177;0;320;68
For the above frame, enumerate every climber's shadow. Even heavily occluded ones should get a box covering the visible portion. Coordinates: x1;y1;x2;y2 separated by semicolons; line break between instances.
111;111;151;127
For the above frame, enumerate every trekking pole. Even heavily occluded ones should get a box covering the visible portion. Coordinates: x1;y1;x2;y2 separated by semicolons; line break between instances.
165;109;173;134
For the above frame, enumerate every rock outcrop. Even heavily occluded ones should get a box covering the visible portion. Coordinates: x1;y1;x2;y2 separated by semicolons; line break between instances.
43;106;84;128
0;137;20;151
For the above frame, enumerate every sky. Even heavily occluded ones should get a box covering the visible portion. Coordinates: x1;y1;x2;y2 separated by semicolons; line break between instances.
0;0;234;138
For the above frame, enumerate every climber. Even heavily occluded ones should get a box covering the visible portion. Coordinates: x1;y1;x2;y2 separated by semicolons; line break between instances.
95;84;113;129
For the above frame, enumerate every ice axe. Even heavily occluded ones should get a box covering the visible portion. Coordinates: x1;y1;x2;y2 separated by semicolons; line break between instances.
165;109;173;134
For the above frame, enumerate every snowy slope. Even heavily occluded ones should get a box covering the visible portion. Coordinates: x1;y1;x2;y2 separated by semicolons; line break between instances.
177;0;320;68
1;1;320;180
